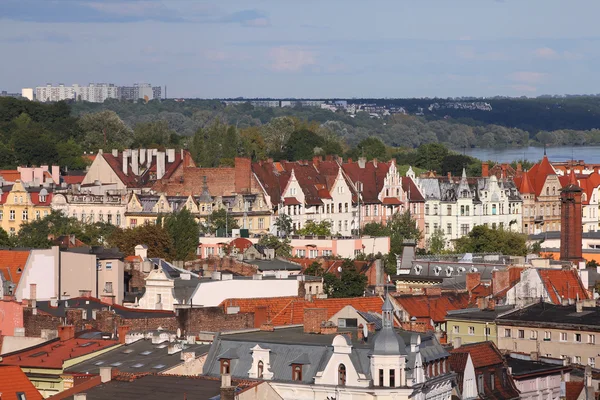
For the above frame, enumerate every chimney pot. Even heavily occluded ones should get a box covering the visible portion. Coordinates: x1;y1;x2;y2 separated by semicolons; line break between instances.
99;367;112;383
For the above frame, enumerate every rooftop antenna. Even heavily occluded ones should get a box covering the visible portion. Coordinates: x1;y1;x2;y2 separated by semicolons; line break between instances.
544;143;547;157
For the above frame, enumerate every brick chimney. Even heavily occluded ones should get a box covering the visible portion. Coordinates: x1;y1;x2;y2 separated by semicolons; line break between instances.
234;158;251;194
492;270;510;296
58;325;75;341
79;290;92;298
466;272;481;293
254;306;268;328
117;325;131;344
303;308;327;334
560;184;584;262
220;374;235;400
482;162;489;177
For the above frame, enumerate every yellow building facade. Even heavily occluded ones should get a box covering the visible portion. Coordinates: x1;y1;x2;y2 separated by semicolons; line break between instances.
0;181;52;235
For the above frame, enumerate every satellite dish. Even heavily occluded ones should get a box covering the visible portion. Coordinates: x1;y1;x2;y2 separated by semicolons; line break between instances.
363;324;368;341
337;266;342;273
177;328;181;338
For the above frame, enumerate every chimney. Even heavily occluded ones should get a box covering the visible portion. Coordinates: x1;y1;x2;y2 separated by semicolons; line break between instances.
303;308;328;334
139;148;146;165
134;245;148;259
373;158;378;168
112;149;118;157
482;162;489;177
501;163;507;178
466;272;481;293
358;157;366;168
74;394;87;400
58;325;75;341
492;269;510;296
30;284;37;301
131;149;139;175
358;324;364;342
312;156;320;166
156;151;166;179
117;325;131;344
576;301;583;313
78;290;92;298
220;374;235;400
99;367;112;383
51;165;60;184
167;149;175;163
259;323;274;332
585;365;593;388
530;351;539;361
146;149;154;169
122;150;130;175
234;158;251;193
447;171;452;180
517;163;522;173
453;337;462;349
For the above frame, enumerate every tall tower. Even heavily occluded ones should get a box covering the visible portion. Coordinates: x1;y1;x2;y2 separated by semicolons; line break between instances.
560;183;583;262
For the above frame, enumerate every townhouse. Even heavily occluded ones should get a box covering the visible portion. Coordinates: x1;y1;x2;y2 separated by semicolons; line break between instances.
417;169;523;246
0;181;53;234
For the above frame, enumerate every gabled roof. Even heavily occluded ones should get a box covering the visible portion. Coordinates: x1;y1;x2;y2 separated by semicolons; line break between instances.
450;341;503;368
538;269;588;304
514;171;534;195
0;365;43;400
219;296;298;322
393;293;471;323
565;381;585;400
402;176;425;202
0;250;30;286
341;160;390;204
448;352;469;394
527;155;558;197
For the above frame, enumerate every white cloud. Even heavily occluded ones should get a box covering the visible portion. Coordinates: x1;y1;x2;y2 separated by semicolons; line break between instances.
509;71;548;84
510;84;538;93
456;45;507;61
534;47;558;59
269;46;316;72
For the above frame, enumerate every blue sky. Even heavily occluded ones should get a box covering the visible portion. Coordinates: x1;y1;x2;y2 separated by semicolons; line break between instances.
1;0;599;98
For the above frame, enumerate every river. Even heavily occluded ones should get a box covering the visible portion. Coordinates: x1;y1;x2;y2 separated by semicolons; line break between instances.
462;146;600;164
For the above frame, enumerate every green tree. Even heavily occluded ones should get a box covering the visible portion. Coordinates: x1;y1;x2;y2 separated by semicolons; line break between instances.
284;129;325;161
362;222;391;237
163;209;199;261
132;120;176;148
261;116;295;155
415;143;449;172
202;208;240;236
304;261;325;276
275;214;292;237
257;234;292;258
386;210;423;271
78;110;132;150
329;259;367;298
454;225;527;256
0;227;14;247
57;138;88;170
16;211;83;248
427;228;446;254
348;137;387;160
107;223;174;259
296;220;332;236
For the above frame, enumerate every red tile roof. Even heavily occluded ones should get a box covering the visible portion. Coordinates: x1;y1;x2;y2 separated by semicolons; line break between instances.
571;172;600;205
402;176;425;202
283;197;301;205
514;171;534;195
565;381;585;400
0;338;119;369
382;197;402;205
0;170;21;182
62;175;86;185
538;269;589;304
0;250;30;286
0;365;43;400
527;155;558;197
450;341;503;368
220;296;384;326
341;160;389;204
448;352;469;394
393;293;471;323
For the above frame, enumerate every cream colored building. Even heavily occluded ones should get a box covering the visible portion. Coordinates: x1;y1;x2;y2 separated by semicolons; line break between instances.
446;305;515;346
497;301;600;367
0;181;52;234
51;192;128;228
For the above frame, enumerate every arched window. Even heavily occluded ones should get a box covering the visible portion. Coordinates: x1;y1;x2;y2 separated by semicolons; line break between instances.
257;360;264;378
220;359;230;375
546;187;549;196
338;364;346;386
292;364;302;381
552;187;556;195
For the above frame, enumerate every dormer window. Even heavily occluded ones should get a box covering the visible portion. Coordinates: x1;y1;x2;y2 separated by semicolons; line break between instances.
220;359;230;375
40;195;46;202
292;364;302;381
338;364;346;386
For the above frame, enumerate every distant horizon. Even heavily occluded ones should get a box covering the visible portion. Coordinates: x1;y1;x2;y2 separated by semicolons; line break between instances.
1;0;599;98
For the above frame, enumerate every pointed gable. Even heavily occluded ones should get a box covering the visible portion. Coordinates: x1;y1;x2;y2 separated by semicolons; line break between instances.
537;269;589;304
342;159;390;204
527;155;558;197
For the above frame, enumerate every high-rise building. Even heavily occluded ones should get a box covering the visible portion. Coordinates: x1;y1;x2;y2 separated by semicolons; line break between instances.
120;83;161;101
34;83;161;103
21;88;33;101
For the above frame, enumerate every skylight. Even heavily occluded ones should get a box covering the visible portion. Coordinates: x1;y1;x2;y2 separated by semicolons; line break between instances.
153;364;166;369
140;351;153;356
110;362;122;367
94;361;105;366
132;363;144;368
156;344;167;349
79;342;94;347
122;349;134;354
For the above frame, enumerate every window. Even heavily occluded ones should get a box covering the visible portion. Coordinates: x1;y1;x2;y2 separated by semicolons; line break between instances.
560;332;568;342
575;333;582;343
296;249;306;258
425;223;430;234
206;247;214;257
36;210;40;220
82;212;86;222
389;369;395;387
257;361;264;378
574;356;582;364
433;205;438;215
309;249;318;259
338;364;346;386
107;213;112;224
104;282;113;293
460;205;465;216
379;369;384;387
469;326;475;335
589;334;596;344
9;210;15;220
345;203;349;213
258;218;264;229
453;326;460;334
518;329;525;339
292;364;302;381
338;203;342;213
492;204;497;215
544;331;551;341
220;359;230;374
504;328;511;338
130;218;137;227
461;224;469;236
530;330;538;339
338;318;358;328
374;205;378;216
90;212;94;223
447;223;452;235
425;205;430;215
322;250;332;257
338;220;342;232
490;372;495;391
290;187;297;196
447;205;452;216
0;210;2;220
105;262;112;270
16;393;26;400
485;327;491;336
589;357;596;368
116;213;121;226
477;374;484;394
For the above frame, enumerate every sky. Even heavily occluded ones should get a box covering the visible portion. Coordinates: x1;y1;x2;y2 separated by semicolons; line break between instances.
1;0;599;99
